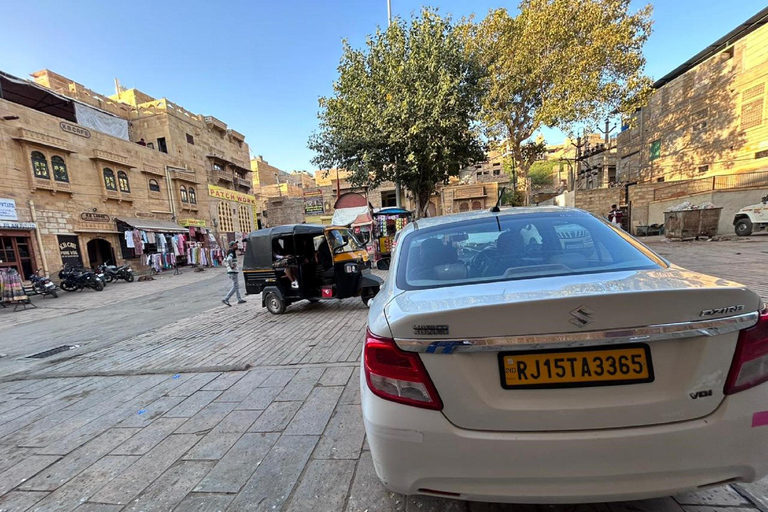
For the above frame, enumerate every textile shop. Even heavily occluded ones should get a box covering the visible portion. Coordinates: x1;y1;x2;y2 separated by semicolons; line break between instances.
116;218;225;273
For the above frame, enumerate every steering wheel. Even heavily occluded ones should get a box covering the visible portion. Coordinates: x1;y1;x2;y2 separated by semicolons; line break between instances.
469;249;496;278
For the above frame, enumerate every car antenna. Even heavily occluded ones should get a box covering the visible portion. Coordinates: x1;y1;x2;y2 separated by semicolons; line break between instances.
490;187;506;213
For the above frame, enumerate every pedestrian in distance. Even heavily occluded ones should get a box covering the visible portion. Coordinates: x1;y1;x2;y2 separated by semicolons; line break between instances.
608;204;624;229
222;241;246;306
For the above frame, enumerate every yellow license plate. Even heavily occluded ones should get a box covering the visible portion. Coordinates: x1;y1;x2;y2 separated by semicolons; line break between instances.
498;344;654;389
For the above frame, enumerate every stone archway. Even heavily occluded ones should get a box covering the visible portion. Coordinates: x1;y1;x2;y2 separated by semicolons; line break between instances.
86;238;115;268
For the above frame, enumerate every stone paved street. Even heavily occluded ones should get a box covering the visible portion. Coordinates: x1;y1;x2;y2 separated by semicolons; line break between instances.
1;237;768;511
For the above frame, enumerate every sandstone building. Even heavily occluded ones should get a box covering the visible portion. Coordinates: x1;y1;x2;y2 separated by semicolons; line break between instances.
0;69;255;278
617;7;768;184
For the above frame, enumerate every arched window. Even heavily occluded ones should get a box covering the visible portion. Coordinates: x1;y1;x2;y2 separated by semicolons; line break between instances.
103;168;117;191
148;179;160;192
51;156;69;182
188;187;196;204
31;151;49;179
179;186;188;203
471;200;482;211
238;204;252;232
459;201;469;212
117;171;130;193
218;202;234;232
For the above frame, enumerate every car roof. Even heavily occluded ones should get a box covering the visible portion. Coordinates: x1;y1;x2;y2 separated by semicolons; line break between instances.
410;206;587;231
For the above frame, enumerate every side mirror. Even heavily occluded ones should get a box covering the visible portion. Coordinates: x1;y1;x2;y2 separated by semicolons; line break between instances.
376;259;390;270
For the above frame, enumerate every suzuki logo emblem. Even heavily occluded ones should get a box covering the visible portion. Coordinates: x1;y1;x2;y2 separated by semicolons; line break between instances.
569;306;595;328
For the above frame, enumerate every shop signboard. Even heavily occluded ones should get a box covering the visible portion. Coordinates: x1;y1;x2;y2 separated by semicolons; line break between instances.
80;212;111;223
208;185;257;205
57;235;83;267
178;219;207;228
0;198;18;220
304;190;324;215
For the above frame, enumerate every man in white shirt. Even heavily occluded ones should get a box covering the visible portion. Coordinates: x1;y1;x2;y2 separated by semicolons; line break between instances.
222;241;246;306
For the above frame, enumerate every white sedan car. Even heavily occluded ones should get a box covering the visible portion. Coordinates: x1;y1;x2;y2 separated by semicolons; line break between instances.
361;207;768;504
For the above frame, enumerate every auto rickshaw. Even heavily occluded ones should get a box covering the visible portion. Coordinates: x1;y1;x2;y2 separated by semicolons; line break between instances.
242;224;383;314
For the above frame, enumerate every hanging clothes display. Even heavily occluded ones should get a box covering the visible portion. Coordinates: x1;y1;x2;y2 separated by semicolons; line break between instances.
0;268;29;303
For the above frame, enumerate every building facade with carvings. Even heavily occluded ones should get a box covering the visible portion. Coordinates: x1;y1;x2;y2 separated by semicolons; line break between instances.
0;69;256;277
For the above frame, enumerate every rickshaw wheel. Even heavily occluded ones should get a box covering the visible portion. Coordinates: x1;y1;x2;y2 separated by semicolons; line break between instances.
361;288;377;307
307;298;320;303
265;291;286;315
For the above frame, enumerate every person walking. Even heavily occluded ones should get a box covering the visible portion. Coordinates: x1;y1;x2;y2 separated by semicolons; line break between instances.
608;204;624;229
222;241;246;306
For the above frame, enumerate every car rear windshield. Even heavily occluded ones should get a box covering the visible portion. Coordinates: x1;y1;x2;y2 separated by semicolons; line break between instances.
397;212;665;290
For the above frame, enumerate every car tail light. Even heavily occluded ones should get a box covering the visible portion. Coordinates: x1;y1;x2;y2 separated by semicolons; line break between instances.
364;329;443;410
725;308;768;395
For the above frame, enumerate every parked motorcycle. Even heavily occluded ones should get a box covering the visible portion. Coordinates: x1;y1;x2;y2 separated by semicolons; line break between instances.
58;264;105;292
29;269;58;298
98;262;134;283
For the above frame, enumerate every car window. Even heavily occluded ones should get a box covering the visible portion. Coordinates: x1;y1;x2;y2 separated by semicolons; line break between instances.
397;213;664;290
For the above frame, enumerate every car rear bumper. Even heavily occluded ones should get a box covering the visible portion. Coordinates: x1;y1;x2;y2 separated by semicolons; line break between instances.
361;376;768;503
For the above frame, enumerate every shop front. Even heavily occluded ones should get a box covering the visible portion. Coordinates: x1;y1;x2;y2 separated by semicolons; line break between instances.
0;222;38;279
74;212;121;269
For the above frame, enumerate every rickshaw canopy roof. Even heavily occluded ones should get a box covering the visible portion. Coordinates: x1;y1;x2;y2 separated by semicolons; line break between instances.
243;224;327;269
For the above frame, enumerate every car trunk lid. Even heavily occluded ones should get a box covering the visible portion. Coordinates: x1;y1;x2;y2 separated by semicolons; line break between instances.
384;268;760;431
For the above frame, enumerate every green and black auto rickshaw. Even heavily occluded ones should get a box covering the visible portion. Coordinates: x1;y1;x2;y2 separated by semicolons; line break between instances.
242;224;383;314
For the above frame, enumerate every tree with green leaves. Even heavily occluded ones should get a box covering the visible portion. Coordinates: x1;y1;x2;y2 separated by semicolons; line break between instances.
467;0;653;203
309;9;485;217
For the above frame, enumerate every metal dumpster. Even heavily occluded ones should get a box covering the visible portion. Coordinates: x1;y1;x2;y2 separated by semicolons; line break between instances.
663;208;722;239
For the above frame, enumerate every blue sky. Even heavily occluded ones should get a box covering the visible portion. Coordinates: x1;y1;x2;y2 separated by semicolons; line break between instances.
0;0;765;173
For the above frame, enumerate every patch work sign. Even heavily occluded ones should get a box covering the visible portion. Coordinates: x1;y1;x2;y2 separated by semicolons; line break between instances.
208;185;257;205
57;235;83;267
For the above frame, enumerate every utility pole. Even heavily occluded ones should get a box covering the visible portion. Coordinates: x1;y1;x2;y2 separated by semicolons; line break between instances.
388;0;403;209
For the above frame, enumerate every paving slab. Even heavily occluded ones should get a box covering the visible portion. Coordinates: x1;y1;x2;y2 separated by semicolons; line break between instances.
338;367;361;405
215;370;273;403
319;366;354;387
116;396;186;428
21;427;140;491
89;434;199;505
174;402;238;434
28;455;138;512
283;386;343;436
182;433;242;461
172;493;234;512
72;504;124;512
247;401;301;433
609;498;685;511
736;479;768;511
166;373;221;397
235;386;282;411
284;459;356;512
194;432;280;493
346;451;405;512
164;391;222;418
675;486;750;507
275;367;325;402
406;495;468;511
314;404;365;460
225;435;318;512
201;371;248;391
258;368;298;388
123;460;214;512
110;417;187;456
0;490;48;512
681;508;757;512
211;410;262;433
0;455;61;495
